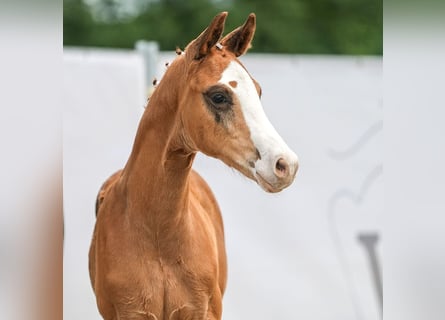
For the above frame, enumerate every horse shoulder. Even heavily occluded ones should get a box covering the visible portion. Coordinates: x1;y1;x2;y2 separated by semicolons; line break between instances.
189;170;224;231
188;170;227;295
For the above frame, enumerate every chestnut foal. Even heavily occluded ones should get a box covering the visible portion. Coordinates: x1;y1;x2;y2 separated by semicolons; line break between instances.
89;12;299;320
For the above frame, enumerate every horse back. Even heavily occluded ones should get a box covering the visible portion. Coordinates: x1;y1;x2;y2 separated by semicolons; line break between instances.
95;170;123;216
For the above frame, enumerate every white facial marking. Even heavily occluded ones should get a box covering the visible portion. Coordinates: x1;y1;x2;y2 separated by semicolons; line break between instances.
219;61;299;186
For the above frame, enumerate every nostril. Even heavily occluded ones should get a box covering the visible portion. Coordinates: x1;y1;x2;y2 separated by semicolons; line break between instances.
275;158;289;178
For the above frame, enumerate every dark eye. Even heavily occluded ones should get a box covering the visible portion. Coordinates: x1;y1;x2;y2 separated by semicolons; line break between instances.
211;93;227;104
203;86;233;115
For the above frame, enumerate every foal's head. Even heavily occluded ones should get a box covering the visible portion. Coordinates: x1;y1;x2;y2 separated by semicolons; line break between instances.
172;12;299;193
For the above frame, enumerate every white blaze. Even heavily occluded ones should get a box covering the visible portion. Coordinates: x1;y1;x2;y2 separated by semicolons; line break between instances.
219;61;298;184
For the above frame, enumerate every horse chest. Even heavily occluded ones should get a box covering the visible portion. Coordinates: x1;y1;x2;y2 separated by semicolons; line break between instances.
96;222;218;317
106;260;215;319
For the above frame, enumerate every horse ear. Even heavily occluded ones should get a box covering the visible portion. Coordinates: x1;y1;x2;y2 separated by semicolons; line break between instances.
221;13;256;57
187;12;228;60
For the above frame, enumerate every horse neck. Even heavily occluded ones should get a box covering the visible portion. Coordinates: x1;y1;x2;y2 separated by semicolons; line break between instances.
121;58;195;231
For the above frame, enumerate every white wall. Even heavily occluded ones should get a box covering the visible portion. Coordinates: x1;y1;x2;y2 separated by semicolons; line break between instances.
64;48;382;320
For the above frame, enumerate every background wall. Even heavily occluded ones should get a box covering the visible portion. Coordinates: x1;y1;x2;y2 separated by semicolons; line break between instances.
63;48;382;319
